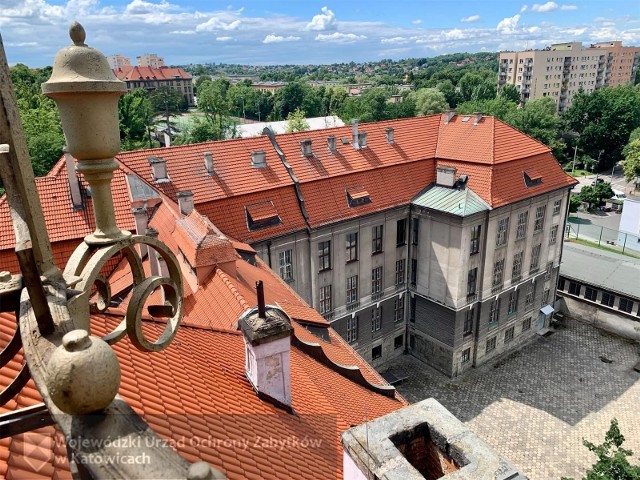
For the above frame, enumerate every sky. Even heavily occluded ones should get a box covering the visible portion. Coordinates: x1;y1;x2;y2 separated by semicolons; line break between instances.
1;0;639;67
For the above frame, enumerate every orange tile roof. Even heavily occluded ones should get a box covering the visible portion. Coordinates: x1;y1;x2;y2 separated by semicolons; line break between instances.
0;159;135;252
113;66;192;81
175;211;237;268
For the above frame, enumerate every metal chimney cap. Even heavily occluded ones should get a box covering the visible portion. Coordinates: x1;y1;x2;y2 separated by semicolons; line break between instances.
42;22;126;96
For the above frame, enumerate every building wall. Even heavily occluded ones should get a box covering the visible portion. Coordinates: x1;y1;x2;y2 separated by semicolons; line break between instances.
137;54;165;68
124;78;195;106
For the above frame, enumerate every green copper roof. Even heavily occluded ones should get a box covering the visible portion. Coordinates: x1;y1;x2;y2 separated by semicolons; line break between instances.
412;185;490;217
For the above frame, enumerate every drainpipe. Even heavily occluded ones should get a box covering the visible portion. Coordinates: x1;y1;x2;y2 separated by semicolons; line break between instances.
266;241;272;269
404;205;414;354
472;210;491;367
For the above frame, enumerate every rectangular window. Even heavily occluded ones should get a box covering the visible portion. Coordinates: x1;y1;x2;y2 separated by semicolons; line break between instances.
464;308;474;335
522;317;531;331
395;259;405;286
467;268;478;298
396;219;407;246
542;288;550;306
550;225;559;245
492;259;505;289
394;298;404;322
410;296;416;323
278;249;293;282
619;297;634;313
516;211;528;240
470;225;481;254
371;266;383;295
525;281;536;308
553;199;561;215
372;225;383;253
508;290;519;315
486;336;497;353
318;241;331;271
545;261;554;280
530;244;541;272
412;218;419;245
489;298;501;324
371;306;381;332
319;285;332;314
462;348;471;363
534;205;546;232
411;259;417;285
512;251;523;281
585;286;598;301
372;345;382;360
346;275;359;305
496;218;509;246
346;232;358;262
394;335;404;349
505;326;515;343
346;315;358;343
568;281;581;295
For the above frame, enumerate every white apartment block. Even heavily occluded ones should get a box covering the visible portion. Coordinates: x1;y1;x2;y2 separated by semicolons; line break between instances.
106;54;132;70
499;41;640;112
136;53;166;68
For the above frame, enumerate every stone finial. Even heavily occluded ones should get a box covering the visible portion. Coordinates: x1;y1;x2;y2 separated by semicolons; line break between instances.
69;21;86;46
46;329;121;414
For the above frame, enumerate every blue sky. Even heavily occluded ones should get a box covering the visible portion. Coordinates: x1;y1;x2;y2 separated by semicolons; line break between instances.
1;1;639;67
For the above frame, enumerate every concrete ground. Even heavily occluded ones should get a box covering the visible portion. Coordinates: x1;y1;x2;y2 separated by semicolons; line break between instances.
383;319;640;480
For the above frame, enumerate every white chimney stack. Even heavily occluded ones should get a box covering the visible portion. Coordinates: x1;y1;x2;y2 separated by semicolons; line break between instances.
352;119;360;150
132;207;149;257
385;128;394;144
238;281;293;408
63;146;84;209
177;190;194;216
436;166;457;188
204;151;214;174
148;156;168;182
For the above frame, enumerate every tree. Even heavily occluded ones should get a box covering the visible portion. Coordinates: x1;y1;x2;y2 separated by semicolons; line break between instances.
471;81;496;101
458;72;485;102
410;88;449;116
456;97;517;120
564;85;640;169
197;79;231;138
622;139;640;184
505;97;563;157
285;108;310;133
118;89;153;150
436;80;463;108
578;182;614;208
563;419;640;480
499;84;520;104
149;86;185;132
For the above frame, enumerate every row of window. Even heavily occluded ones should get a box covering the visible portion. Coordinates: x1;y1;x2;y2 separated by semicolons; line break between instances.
562;280;637;315
463;316;533;362
488;283;549;325
345;300;405;344
371;334;405;360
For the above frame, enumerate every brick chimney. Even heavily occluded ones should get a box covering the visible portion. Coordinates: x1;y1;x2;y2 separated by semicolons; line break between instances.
238;281;293;409
63;146;84;209
177;190;194;216
385;128;394;144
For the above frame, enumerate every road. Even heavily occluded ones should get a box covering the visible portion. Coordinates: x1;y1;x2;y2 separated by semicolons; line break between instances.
572;164;637;196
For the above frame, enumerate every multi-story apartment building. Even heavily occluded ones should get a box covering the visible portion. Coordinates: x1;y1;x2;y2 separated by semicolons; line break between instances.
499;41;640;112
136;53;165;68
116;113;576;376
113;65;195;106
106;53;131;70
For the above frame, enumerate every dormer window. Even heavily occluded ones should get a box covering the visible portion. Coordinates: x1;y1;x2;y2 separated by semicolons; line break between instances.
347;187;371;207
524;171;543;187
246;201;281;230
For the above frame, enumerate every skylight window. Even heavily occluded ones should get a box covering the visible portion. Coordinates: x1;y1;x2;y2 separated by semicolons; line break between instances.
245;201;282;230
347;187;371;207
523;171;543;187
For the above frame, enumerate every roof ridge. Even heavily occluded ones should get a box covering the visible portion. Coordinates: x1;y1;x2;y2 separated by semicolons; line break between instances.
216;267;251;312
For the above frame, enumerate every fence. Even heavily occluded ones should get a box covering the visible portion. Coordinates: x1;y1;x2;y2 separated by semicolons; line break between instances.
566;216;640;256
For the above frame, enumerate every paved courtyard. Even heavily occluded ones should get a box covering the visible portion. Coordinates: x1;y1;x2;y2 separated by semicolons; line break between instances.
383;318;640;479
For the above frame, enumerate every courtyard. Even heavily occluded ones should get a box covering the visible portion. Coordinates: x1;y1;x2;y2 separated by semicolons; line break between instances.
383;318;640;479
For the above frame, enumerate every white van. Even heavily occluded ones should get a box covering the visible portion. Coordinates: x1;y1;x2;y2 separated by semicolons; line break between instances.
611;189;626;200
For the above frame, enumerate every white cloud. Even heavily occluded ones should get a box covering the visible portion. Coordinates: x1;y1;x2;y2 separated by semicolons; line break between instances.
124;0;177;15
560;4;578;10
531;2;558;13
497;14;520;33
6;41;38;47
460;15;480;23
216;36;233;41
520;5;528;12
263;34;301;44
443;28;466;40
170;30;196;35
381;36;410;45
305;6;336;31
195;17;241;32
315;32;366;43
411;19;423;25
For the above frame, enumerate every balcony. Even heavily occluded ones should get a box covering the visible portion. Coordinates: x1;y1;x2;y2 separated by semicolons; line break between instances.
346;301;360;312
467;293;477;303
